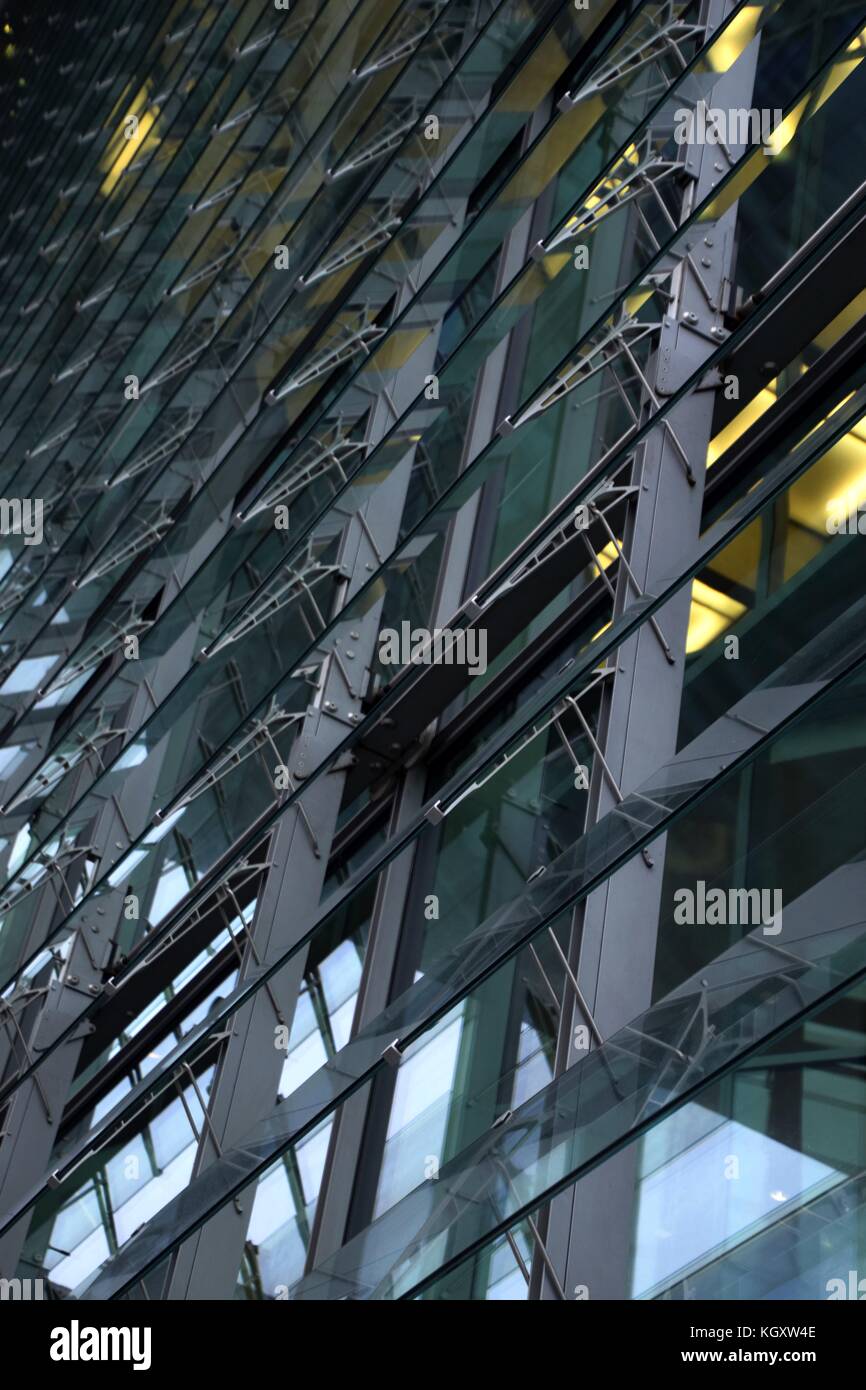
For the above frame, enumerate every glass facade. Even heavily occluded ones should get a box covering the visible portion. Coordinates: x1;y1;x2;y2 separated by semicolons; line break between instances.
0;0;864;1306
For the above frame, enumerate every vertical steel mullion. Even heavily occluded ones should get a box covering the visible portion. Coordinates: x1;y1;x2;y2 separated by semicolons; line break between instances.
535;0;759;1301
159;304;444;1296
307;125;548;1273
304;768;427;1266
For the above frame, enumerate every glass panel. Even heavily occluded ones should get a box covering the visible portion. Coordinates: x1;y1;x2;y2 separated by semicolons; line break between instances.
58;586;866;1295
416;979;866;1300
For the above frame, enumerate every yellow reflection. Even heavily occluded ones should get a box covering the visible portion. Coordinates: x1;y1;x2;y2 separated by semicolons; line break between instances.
687;579;746;652
794;413;866;532
623;287;654;317
796;390;855;448
99;86;157;197
814;287;866;351
101;110;156;195
565;143;642;237
706;6;762;73
708;285;866;473
763;98;808;157
540;252;572;278
499;27;572;111
710;520;762;593
503;96;606;203
700;33;865;224
706;383;777;467
594;540;618;572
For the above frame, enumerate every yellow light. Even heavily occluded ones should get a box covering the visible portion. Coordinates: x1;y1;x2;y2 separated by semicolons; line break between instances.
99;105;156;196
623;286;655;318
706;384;777;467
540;252;571;278
706;6;762;73
814;287;866;351
593;540;619;572
687;579;746;653
821;440;866;527
783;406;866;544
762;98;807;158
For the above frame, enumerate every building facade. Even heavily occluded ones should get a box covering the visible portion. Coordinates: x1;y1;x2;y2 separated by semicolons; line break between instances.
0;0;863;1302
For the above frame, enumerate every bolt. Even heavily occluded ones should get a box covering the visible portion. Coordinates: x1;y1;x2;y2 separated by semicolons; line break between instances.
710;326;726;339
703;236;714;247
683;311;698;324
345;650;355;659
324;700;337;711
701;258;711;268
